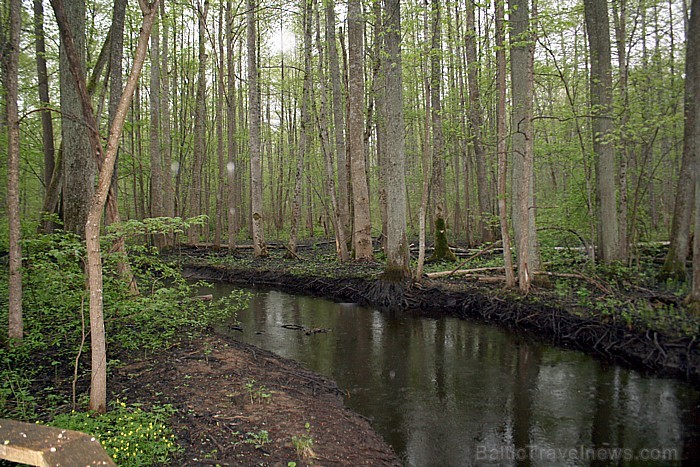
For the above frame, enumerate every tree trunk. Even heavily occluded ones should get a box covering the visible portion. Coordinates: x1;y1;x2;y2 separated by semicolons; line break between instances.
287;0;311;257
612;0;630;262
226;0;237;250
34;0;57;233
510;0;537;291
106;0;136;293
495;0;516;288
584;0;621;263
161;1;173;222
380;0;410;280
150;15;164;227
429;0;455;262
248;0;268;257
348;0;373;260
314;0;349;261
663;0;699;281
52;0;159;414
465;1;493;244
7;0;22;343
59;0;94;239
325;0;350;243
415;3;432;280
190;0;209;243
214;2;225;250
688;174;700;313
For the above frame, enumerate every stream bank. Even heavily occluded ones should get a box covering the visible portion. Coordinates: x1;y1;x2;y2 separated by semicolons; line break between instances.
180;251;700;386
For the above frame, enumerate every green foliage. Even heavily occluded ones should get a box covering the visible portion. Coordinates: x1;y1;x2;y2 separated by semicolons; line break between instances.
244;380;272;405
291;422;314;459
49;400;181;466
0;230;250;423
244;429;270;449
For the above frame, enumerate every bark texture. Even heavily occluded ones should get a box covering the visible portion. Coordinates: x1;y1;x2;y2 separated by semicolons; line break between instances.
59;0;94;238
7;0;23;343
585;0;622;263
348;0;373;260
248;0;268;257
663;0;699;281
381;0;410;279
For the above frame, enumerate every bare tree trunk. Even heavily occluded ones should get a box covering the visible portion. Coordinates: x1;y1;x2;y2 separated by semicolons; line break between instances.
190;0;208;243
52;0;159;414
584;0;621;263
59;0;94;239
612;0;630;262
226;0;237;250
248;0;268;257
286;0;311;257
465;1;493;244
149;14;164;229
429;0;455;262
161;1;173;223
510;0;537;291
34;0;56;231
325;0;350;243
415;3;432;280
689;171;700;311
495;0;515;287
313;0;349;261
105;0;136;293
7;0;22;343
663;0;699;281
381;0;410;280
214;2;225;250
348;0;373;260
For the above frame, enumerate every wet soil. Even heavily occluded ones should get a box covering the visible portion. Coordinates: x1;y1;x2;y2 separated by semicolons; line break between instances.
111;334;401;466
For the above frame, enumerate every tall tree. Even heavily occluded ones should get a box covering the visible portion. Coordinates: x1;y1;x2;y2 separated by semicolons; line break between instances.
160;1;173;221
190;0;208;244
429;0;456;262
150;13;163;225
325;0;350;242
663;0;699;281
584;0;622;263
226;0;237;250
7;0;22;343
51;0;159;414
380;0;410;280
314;0;349;261
214;1;225;249
287;0;311;258
248;0;267;257
509;0;539;291
60;0;94;238
465;0;494;244
495;0;515;287
34;0;56;206
348;0;373;259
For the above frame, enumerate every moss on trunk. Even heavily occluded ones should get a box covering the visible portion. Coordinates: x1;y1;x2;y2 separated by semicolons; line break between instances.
430;216;457;262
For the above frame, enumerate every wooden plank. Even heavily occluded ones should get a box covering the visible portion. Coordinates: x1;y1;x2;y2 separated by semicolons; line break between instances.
0;418;115;466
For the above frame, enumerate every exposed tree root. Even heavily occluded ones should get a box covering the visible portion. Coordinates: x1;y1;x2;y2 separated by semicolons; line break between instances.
183;263;700;385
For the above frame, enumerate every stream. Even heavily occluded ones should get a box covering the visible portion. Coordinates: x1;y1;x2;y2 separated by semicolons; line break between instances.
201;281;699;465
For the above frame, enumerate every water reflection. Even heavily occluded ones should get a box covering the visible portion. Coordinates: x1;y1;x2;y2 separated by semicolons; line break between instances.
204;283;699;466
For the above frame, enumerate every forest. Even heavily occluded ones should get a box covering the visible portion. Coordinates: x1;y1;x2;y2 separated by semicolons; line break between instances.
1;0;700;464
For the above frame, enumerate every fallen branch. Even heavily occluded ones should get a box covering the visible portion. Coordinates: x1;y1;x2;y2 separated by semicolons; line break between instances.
445;240;503;278
427;266;505;279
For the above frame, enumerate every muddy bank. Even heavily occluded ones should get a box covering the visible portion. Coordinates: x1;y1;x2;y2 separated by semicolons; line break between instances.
113;334;401;466
183;263;700;386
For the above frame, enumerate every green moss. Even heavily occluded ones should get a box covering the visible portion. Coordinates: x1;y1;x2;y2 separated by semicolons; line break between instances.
430;216;457;262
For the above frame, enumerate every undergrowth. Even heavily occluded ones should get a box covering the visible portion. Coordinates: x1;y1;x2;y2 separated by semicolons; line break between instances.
0;225;249;463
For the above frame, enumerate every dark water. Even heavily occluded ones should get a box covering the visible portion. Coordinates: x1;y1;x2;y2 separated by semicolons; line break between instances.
201;282;699;466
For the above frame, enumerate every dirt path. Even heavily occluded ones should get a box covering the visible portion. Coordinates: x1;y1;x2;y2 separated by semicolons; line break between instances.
112;334;401;466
